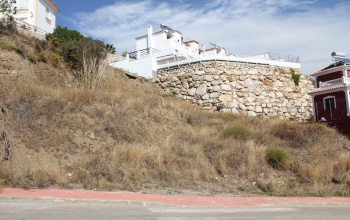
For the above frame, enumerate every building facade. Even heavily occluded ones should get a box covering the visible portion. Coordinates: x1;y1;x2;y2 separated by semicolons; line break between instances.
110;25;301;79
14;0;59;34
309;52;350;136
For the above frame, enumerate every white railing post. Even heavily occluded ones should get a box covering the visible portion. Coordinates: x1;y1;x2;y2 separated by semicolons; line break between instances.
137;50;140;60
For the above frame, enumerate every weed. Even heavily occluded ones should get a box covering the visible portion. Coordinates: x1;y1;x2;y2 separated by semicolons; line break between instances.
290;69;301;86
222;126;251;140
237;186;245;191
75;52;108;90
265;147;290;169
279;122;329;148
0;178;3;190
256;180;274;194
0;42;24;57
186;115;193;125
27;54;38;63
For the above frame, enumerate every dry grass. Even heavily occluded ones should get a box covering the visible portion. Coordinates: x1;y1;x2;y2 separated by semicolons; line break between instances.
1;33;350;196
2;75;349;196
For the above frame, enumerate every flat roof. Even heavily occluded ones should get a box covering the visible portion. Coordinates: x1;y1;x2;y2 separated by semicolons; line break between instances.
135;30;182;40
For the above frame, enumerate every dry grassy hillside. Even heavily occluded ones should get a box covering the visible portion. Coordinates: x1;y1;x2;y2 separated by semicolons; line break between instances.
1;32;350;196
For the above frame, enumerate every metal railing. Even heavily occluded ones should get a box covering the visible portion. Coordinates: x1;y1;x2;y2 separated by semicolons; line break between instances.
267;52;300;63
129;48;161;59
14;18;48;36
319;78;344;88
319;77;350;88
128;47;300;65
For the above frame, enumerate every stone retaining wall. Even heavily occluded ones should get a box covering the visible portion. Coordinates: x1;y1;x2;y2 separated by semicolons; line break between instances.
153;61;314;121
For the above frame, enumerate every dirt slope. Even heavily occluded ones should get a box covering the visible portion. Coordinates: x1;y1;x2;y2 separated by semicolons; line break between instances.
1;32;350;196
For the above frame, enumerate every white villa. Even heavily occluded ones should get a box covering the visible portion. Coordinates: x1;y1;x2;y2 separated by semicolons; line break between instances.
14;0;59;34
110;25;301;78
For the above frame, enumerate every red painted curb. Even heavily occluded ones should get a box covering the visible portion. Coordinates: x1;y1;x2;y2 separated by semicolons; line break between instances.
1;188;350;207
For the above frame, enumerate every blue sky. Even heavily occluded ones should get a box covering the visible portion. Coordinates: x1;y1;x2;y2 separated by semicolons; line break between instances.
55;0;350;75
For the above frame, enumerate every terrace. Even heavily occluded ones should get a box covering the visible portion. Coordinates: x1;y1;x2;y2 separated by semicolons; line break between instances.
319;77;350;88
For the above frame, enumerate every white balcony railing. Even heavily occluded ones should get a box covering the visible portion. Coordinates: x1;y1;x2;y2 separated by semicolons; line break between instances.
319;77;350;88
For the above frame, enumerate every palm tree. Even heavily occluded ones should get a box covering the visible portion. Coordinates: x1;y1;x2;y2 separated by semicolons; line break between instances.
104;43;116;54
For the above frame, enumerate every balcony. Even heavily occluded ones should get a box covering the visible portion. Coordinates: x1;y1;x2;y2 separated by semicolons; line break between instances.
319;77;350;88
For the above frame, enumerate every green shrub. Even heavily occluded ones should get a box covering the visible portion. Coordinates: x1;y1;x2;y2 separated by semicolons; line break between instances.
47;52;62;67
265;147;290;169
186;115;193;125
257;180;274;194
290;69;301;86
37;52;48;62
27;54;38;63
222;126;251;139
0;42;24;56
47;26;108;71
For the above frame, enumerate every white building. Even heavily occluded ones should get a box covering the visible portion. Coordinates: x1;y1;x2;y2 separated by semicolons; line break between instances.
14;0;59;34
110;25;301;79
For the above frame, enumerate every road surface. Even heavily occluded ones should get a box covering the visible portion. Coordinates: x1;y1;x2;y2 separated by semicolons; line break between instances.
1;188;350;219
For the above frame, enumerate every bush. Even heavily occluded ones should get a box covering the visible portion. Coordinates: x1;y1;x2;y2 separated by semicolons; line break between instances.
257;180;274;194
290;69;301;86
265;147;290;169
27;54;38;63
272;122;327;148
47;26;108;71
0;178;3;190
222;126;251;139
0;42;24;56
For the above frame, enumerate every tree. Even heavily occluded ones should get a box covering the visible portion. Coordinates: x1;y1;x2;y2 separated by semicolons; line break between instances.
0;0;17;29
47;26;84;44
47;26;106;70
47;26;110;89
104;43;116;54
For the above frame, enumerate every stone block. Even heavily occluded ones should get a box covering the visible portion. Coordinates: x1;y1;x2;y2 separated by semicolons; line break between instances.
204;75;214;81
255;106;263;113
221;84;231;91
219;94;233;102
210;92;219;98
196;84;207;96
202;94;209;100
248;111;257;117
192;75;201;81
188;88;196;96
239;103;246;110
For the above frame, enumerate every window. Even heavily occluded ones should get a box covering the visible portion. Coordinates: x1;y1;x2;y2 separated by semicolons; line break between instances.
323;96;336;110
46;7;51;24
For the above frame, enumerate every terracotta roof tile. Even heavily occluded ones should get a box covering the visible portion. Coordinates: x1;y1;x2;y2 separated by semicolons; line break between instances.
308;84;347;94
311;62;350;76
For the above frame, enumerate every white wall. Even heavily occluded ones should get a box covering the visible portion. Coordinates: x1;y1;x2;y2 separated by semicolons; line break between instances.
110;57;157;78
136;37;148;51
37;0;56;33
135;28;188;56
13;0;58;34
16;0;35;25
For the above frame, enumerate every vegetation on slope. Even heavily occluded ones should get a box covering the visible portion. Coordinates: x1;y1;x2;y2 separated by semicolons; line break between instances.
1;29;350;196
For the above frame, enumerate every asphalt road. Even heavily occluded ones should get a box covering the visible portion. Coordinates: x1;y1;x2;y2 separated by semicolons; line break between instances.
1;197;350;220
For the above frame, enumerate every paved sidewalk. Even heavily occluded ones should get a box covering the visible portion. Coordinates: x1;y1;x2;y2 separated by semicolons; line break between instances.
1;188;350;207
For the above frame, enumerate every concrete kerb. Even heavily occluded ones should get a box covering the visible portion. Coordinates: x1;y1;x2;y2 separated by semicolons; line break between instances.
1;188;350;207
